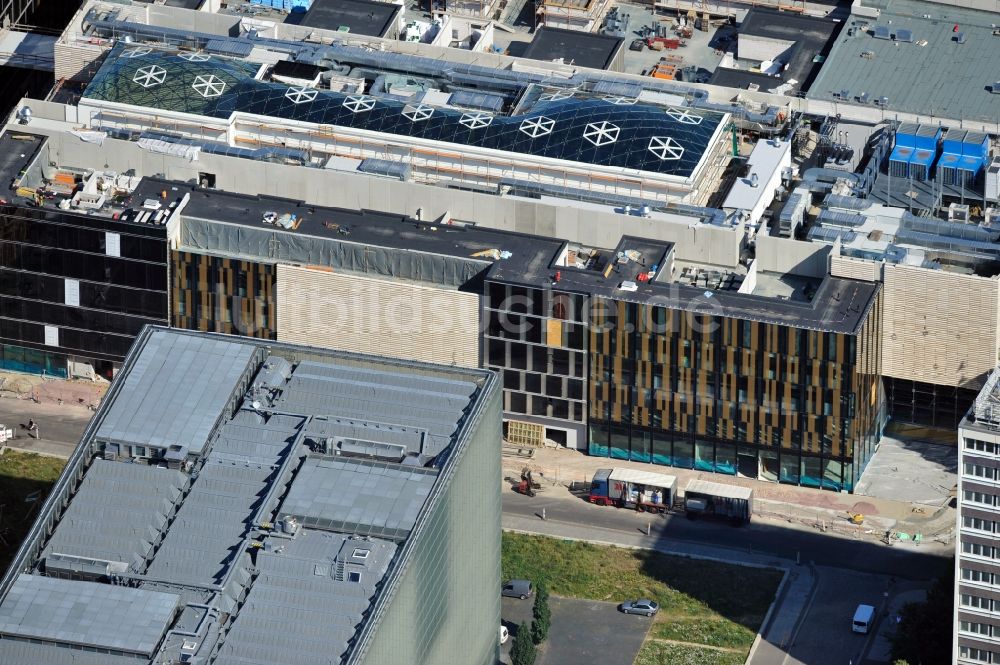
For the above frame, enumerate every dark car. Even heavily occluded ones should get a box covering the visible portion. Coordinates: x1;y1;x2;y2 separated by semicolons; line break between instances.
629;39;645;51
502;579;533;599
620;599;659;616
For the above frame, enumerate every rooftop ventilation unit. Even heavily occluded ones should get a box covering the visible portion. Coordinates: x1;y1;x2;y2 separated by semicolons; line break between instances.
335;437;408;462
873;25;891;39
955;32;967;44
992;82;1000;94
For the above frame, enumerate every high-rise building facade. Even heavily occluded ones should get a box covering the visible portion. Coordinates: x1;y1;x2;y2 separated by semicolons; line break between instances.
0;135;168;378
956;371;1000;664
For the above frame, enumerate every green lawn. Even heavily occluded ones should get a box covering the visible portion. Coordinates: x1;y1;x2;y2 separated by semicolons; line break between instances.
502;532;782;657
0;451;66;575
635;641;748;665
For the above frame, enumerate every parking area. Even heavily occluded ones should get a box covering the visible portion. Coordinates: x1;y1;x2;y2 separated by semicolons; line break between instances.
501;595;649;665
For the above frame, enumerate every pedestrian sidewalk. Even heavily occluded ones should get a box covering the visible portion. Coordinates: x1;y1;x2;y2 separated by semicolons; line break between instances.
503;446;954;548
756;563;817;654
502;513;791;570
866;586;927;662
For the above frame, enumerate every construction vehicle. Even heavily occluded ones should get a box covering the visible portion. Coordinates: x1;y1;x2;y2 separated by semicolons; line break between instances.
589;468;677;513
515;467;542;497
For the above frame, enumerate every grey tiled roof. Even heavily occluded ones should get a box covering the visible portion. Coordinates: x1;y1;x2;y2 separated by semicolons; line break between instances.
95;330;257;453
0;574;180;655
279;457;436;540
42;460;186;571
214;531;395;665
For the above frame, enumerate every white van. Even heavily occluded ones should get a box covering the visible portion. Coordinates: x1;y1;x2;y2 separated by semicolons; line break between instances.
852;604;876;634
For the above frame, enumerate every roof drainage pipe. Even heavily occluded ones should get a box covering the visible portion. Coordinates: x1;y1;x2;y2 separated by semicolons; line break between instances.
87;17;213;49
798;168;862;197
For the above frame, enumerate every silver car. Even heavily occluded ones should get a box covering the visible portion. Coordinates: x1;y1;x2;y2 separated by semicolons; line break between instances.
620;599;659;616
501;579;533;600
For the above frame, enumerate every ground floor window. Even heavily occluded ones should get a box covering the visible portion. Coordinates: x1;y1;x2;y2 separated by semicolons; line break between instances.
0;344;67;378
587;421;854;491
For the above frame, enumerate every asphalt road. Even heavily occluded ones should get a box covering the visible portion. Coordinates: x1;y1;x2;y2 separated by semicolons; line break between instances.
0;397;92;457
501;489;949;581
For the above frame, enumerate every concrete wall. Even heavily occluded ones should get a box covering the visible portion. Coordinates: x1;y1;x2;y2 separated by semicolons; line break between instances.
830;254;882;283
738;34;795;65
754;235;830;278
882;264;1000;389
30;125;743;262
276;266;480;368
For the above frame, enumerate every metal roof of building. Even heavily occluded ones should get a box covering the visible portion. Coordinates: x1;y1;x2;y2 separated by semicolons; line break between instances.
0;574;180;655
145;453;280;590
0;328;492;665
808;0;1000;123
82;44;725;178
280;458;436;540
722;139;791;213
41;460;186;571
0;638;142;665
214;531;395;665
275;360;477;457
94;330;257;453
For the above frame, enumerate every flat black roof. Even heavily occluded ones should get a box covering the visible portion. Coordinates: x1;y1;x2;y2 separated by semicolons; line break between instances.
140;176;876;335
490;247;879;336
271;60;324;80
521;26;624;70
162;0;203;9
286;0;400;37
711;8;842;94
707;67;781;93
0;131;44;197
135;176;559;268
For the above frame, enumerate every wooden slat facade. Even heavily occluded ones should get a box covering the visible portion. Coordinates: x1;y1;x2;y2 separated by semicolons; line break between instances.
171;250;275;339
588;295;884;491
882;264;999;390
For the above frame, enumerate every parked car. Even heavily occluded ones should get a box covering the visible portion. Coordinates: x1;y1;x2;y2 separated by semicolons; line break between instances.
499;625;510;645
501;579;533;599
852;604;875;634
620;599;659;616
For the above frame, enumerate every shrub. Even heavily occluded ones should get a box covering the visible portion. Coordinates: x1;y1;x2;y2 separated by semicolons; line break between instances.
510;622;536;665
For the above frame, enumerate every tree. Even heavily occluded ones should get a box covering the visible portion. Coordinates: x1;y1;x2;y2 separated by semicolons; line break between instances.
510;622;536;665
531;583;551;645
889;565;954;665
